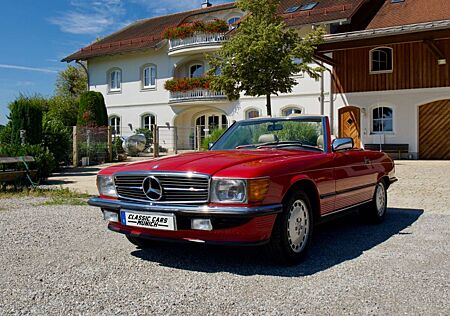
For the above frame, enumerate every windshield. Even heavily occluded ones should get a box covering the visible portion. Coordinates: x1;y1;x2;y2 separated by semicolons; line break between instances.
211;117;325;151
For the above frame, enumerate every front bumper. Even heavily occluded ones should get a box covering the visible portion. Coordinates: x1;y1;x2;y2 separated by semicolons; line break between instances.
88;197;282;244
88;197;282;217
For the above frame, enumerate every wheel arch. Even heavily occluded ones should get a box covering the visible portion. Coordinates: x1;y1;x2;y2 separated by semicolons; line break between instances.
282;179;321;222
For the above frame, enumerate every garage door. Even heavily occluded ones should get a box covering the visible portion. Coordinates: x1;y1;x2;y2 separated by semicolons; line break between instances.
419;100;450;159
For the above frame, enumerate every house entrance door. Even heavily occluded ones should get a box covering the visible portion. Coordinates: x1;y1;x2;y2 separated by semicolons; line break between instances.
338;106;361;148
195;113;228;148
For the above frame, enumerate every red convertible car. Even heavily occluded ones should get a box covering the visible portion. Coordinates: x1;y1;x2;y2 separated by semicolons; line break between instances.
89;115;397;264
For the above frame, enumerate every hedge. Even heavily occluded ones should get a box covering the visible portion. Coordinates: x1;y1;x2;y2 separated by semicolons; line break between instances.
77;91;108;127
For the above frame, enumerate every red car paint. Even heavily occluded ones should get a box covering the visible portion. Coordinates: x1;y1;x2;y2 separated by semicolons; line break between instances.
91;116;396;245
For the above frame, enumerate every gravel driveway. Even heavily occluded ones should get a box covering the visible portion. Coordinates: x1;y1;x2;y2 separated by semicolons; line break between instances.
1;161;449;315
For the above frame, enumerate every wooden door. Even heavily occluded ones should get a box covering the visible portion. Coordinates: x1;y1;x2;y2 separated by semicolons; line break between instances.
338;106;361;148
419;100;450;159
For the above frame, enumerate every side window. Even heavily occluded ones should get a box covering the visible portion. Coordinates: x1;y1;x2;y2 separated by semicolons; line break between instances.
109;69;122;92
190;64;204;78
227;17;240;30
141;114;156;130
109;116;121;135
245;109;260;119
142;64;157;89
282;107;302;116
370;47;393;73
372;106;393;133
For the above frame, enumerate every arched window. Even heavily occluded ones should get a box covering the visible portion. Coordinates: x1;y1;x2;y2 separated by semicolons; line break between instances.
227;17;240;29
108;68;122;92
141;114;156;130
142;64;157;89
370;47;393;73
190;64;204;78
282;107;302;116
372;106;393;133
245;109;260;119
109;116;121;135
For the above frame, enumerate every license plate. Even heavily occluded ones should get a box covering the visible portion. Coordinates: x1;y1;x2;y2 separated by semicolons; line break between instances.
120;210;176;231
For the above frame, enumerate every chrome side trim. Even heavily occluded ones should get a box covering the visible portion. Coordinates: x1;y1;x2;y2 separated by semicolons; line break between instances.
321;200;371;217
88;197;283;217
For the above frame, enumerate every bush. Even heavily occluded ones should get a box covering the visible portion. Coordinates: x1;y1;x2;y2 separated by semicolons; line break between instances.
0;123;12;144
47;96;79;127
42;115;72;165
77;91;107;127
0;144;56;180
201;129;225;150
164;77;211;92
134;128;152;149
9;95;46;145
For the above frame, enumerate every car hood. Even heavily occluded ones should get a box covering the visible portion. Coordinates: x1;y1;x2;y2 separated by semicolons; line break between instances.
101;150;320;177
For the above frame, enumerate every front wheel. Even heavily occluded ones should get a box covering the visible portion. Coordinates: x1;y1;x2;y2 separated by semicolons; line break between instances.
266;191;314;265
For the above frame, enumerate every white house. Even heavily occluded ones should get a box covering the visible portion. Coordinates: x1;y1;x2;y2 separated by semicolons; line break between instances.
63;0;368;151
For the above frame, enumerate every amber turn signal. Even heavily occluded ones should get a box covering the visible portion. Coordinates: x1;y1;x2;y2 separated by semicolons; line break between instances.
248;178;271;203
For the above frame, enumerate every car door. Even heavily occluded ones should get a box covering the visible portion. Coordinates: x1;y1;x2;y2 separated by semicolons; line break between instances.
333;149;376;211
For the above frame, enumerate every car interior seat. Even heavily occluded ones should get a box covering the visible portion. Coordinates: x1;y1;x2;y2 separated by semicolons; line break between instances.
258;134;279;143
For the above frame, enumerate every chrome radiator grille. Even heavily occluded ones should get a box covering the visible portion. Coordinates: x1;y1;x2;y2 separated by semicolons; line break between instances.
114;173;210;204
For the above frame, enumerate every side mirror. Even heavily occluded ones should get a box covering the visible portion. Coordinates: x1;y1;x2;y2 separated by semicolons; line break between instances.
208;142;215;150
332;138;354;152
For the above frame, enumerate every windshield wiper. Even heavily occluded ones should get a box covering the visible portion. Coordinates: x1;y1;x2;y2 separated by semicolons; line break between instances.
235;144;257;149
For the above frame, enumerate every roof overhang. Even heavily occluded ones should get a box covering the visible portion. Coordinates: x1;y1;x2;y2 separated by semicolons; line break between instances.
318;19;450;52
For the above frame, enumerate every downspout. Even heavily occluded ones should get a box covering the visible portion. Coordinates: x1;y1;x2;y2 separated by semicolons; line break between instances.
75;60;90;91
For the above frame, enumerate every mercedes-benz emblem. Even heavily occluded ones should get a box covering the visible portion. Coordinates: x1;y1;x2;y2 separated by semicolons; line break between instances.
142;176;163;201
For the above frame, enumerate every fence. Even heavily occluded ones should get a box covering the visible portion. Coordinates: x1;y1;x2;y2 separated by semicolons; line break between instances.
72;126;112;167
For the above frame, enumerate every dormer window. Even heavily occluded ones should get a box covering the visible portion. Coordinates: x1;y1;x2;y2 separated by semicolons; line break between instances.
370;47;393;74
227;17;240;29
109;68;122;92
142;64;157;89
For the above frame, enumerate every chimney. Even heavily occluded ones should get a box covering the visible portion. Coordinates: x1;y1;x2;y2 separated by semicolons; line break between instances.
202;1;212;8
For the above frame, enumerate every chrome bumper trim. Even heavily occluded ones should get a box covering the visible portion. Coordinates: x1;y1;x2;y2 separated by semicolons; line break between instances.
88;197;283;217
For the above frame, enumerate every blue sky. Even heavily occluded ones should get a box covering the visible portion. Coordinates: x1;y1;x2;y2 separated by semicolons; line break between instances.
0;0;231;125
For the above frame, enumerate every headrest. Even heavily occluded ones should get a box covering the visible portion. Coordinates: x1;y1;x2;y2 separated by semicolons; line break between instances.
258;134;278;143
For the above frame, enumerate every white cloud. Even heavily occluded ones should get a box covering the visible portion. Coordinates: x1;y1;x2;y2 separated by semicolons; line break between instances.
0;64;58;74
49;0;125;35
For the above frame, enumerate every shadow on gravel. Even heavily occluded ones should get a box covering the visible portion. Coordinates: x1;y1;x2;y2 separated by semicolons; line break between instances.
131;207;423;276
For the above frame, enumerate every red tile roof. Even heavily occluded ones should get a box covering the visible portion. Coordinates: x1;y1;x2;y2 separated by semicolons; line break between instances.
367;0;450;29
63;0;365;62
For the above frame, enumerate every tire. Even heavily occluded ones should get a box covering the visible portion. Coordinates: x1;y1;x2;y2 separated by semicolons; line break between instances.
126;235;157;249
364;181;388;223
266;191;314;265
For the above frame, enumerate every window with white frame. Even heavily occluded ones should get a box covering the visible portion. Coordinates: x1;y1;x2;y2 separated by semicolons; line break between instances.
109;69;122;92
141;114;156;130
245;109;259;119
109;116;121;135
142;65;157;89
370;47;393;73
227;17;240;29
190;64;204;78
372;106;393;133
282;107;302;116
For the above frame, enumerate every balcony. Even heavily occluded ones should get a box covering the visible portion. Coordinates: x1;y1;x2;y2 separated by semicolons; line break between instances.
169;89;227;103
168;32;227;56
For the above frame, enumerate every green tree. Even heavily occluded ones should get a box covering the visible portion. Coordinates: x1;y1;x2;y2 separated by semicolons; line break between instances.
207;0;325;116
47;96;79;127
55;65;87;99
9;95;46;145
77;91;108;127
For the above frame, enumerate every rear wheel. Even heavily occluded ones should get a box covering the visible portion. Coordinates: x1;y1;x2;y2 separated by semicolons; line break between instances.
266;191;314;265
126;235;157;249
364;181;387;223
